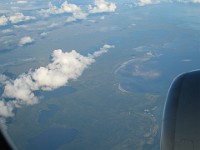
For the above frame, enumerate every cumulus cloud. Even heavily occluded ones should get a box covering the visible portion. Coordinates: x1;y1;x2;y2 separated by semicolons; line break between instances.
19;36;34;46
9;12;35;24
40;1;88;23
0;101;14;117
66;11;88;23
135;0;200;6
14;24;28;29
17;0;27;4
48;22;59;28
59;1;81;13
40;1;82;16
0;74;8;84
0;13;35;26
174;0;199;3
31;50;94;90
88;0;117;13
91;44;115;57
191;0;200;2
139;0;161;6
1;29;13;33
0;44;115;118
3;74;39;105
40;32;48;37
137;0;154;6
0;15;8;26
182;59;192;62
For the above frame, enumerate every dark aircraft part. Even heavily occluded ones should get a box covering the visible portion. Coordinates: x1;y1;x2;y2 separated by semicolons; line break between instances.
0;130;13;150
161;70;200;150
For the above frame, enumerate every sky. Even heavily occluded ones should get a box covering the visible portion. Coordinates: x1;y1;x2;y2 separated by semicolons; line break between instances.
0;0;200;127
0;0;199;51
0;0;118;126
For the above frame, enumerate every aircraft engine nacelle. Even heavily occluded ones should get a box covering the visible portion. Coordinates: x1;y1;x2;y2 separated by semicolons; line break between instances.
161;70;200;150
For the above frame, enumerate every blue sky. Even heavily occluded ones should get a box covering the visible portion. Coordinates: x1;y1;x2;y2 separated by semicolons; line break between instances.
0;0;200;127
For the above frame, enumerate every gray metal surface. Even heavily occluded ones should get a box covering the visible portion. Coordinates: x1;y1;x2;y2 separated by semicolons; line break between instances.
161;70;200;150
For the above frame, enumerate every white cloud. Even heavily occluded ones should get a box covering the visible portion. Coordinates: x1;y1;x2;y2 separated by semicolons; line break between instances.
40;1;82;16
48;22;59;28
135;0;161;6
40;32;48;37
17;0;27;4
91;44;115;58
31;49;95;90
88;0;117;13
0;44;115;118
1;29;13;33
14;24;28;28
191;0;200;2
9;12;35;24
135;0;200;6
60;1;81;12
0;74;8;84
0;117;8;130
66;17;77;23
3;74;39;105
0;101;14;117
0;15;8;26
19;36;34;46
138;0;154;6
66;11;88;23
40;1;88;23
182;59;192;62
